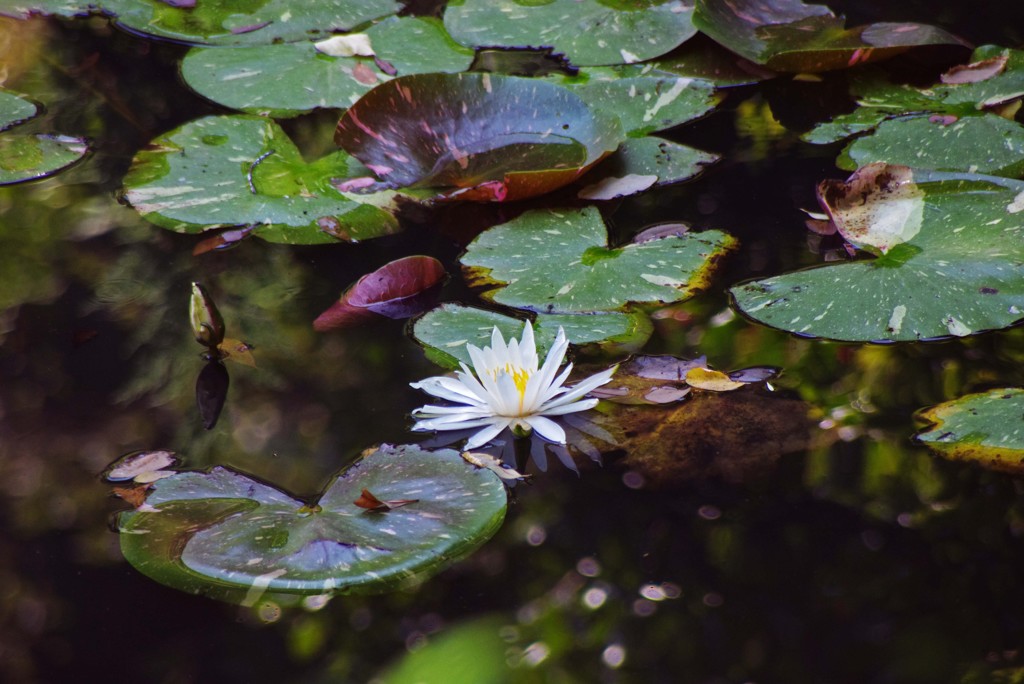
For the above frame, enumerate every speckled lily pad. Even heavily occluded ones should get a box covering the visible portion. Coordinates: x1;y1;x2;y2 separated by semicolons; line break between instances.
117;444;507;602
730;165;1024;342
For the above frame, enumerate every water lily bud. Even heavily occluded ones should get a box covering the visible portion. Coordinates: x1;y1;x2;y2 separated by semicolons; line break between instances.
189;282;225;348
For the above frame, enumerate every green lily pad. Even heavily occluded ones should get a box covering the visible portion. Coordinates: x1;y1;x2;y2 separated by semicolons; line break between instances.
650;37;776;87
838;114;1024;177
334;73;623;202
693;0;966;73
549;67;719;137
0;88;89;185
4;0;401;45
118;444;507;601
0;133;89;185
578;136;719;199
806;48;1024;170
461;206;736;313
0;89;38;131
915;388;1024;473
411;303;653;369
443;0;697;67
730;165;1024;342
121;114;398;245
180;18;474;118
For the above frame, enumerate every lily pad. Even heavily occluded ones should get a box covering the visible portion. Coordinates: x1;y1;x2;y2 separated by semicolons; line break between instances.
462;206;736;313
915;388;1024;473
4;0;401;46
333;73;623;202
180;18;474;118
839;114;1024;177
549;66;720;137
806;47;1024;174
730;165;1024;342
692;0;966;73
0;89;37;131
314;256;447;331
0;133;89;185
411;303;652;369
121;114;398;245
118;444;507;601
443;0;697;67
578;136;719;199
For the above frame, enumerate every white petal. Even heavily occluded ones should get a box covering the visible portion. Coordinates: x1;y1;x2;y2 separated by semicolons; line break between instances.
540;366;616;410
410;376;487;405
465;419;511;449
537;397;599;416
412;404;493;417
455;364;491;402
525;334;569;408
494;370;523;416
523;415;567;444
412;415;501;431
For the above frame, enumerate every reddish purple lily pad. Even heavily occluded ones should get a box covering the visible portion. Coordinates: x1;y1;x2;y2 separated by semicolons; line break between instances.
334;73;623;202
314;256;447;331
693;0;967;73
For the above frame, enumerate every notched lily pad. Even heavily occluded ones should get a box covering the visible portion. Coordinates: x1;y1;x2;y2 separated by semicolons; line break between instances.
411;303;651;369
117;444;508;601
443;0;697;67
915;388;1024;473
731;165;1024;342
181;18;474;118
0;133;89;185
461;207;736;313
693;0;966;73
334;73;623;202
121;114;398;245
807;47;1024;175
314;255;446;331
0;88;89;184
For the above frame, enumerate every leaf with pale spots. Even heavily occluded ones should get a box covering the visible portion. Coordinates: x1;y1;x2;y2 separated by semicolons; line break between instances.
117;444;507;602
693;0;965;73
547;66;720;137
443;0;697;67
334;73;623;202
2;0;401;46
180;18;474;118
411;303;652;369
579;137;719;199
807;47;1024;174
731;166;1024;342
461;207;736;313
915;389;1024;474
121;114;398;245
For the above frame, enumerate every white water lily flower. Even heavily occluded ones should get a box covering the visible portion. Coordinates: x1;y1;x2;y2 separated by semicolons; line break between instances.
410;323;616;449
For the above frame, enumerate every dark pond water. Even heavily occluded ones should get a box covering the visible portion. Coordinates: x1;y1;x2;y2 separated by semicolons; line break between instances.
4;2;1024;683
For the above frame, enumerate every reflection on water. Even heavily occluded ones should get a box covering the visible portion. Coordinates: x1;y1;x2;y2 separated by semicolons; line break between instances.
4;6;1024;684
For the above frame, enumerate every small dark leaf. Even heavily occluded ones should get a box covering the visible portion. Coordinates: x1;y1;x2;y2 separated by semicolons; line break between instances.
314;256;447;331
354;488;419;511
